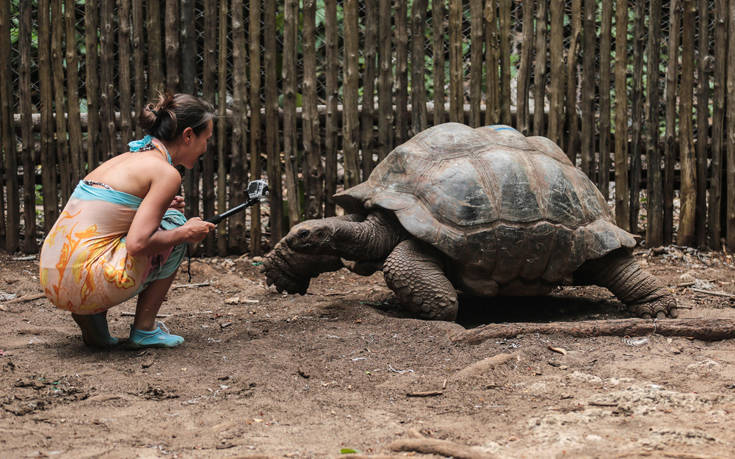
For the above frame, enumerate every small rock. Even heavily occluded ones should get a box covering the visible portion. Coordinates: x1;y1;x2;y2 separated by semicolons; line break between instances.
224;297;240;305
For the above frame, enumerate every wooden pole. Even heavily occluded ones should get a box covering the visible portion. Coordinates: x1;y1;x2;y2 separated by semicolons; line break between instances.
0;0;16;250
202;0;216;254
448;0;463;123
283;0;301;226
695;0;710;248
39;0;57;231
548;0;563;144
614;0;630;231
432;0;446;125
249;0;262;254
664;0;680;244
230;0;247;252
118;0;133;145
629;0;645;234
580;0;596;178
532;0;547;135
516;0;533;134
132;0;146;138
264;0;283;241
165;0;180;92
498;0;511;124
324;0;338;217
180;0;199;221
599;0;613;199
678;0;697;246
379;0;394;158
411;0;428;134
99;0;116;160
646;0;664;248
216;0;229;256
51;1;70;203
710;0;727;248
343;0;361;188
147;0;164;97
180;0;196;95
84;0;100;169
469;0;483;128
19;0;36;252
360;0;377;179
395;0;409;143
727;0;735;248
565;0;581;164
303;0;323;218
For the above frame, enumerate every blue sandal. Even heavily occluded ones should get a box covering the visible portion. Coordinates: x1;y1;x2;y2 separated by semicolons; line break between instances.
128;322;184;349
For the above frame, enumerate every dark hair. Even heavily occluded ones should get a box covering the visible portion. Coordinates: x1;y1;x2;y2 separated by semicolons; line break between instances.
138;93;215;141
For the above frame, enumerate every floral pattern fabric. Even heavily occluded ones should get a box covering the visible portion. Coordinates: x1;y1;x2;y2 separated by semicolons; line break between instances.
39;182;185;314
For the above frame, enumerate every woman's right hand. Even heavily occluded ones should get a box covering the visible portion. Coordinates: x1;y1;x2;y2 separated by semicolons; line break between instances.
181;217;215;243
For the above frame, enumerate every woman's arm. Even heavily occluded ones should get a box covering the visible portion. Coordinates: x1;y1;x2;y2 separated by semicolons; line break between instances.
125;166;213;257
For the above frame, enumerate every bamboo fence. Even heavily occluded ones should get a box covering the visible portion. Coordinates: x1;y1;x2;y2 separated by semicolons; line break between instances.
2;0;734;256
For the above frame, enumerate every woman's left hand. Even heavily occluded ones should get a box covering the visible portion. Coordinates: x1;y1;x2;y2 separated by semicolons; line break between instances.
169;195;185;211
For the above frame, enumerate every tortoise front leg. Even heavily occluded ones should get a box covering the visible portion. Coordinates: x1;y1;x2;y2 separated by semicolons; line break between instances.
262;239;344;295
574;248;678;319
383;239;458;321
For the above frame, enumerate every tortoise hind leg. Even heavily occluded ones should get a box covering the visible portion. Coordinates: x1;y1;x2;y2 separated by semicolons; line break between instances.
383;239;458;321
574;248;678;318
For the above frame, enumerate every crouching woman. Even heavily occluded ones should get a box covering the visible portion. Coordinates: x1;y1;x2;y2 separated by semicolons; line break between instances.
39;93;215;349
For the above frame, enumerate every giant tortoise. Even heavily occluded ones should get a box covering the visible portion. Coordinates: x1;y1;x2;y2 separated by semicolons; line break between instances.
262;123;677;321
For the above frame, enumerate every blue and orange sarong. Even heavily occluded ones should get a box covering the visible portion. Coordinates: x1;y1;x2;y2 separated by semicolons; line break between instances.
39;181;187;315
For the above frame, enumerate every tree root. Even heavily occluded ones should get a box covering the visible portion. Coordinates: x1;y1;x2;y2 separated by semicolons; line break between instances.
452;318;735;344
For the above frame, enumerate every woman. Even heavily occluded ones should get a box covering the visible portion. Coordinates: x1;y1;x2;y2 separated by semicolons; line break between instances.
39;93;215;349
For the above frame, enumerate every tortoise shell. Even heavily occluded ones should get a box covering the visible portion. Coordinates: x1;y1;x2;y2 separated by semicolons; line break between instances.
334;123;635;295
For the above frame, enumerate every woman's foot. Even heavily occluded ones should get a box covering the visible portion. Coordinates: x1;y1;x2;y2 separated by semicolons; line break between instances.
127;322;184;349
71;312;120;348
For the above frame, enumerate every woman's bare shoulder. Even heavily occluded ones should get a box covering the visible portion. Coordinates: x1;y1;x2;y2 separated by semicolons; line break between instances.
86;152;181;198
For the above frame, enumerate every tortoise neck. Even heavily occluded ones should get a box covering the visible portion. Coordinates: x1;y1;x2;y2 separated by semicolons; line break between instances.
334;209;407;261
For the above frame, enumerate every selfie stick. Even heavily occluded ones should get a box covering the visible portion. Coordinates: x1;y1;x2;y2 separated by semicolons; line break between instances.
205;180;269;225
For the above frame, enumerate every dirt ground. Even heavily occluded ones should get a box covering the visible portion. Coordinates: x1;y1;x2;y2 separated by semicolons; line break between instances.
2;245;735;458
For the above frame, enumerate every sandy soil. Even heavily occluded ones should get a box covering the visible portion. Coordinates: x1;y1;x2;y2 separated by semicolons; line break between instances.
1;245;735;458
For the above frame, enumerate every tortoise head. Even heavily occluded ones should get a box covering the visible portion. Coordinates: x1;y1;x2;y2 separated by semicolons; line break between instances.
286;219;339;254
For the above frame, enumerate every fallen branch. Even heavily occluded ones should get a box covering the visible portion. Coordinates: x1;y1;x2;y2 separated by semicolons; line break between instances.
389;437;495;459
5;293;45;304
452;318;735;344
406;390;443;397
171;282;211;289
690;288;735;298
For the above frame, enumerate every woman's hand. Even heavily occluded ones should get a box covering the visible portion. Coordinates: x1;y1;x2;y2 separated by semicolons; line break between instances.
169;195;185;211
181;217;215;244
